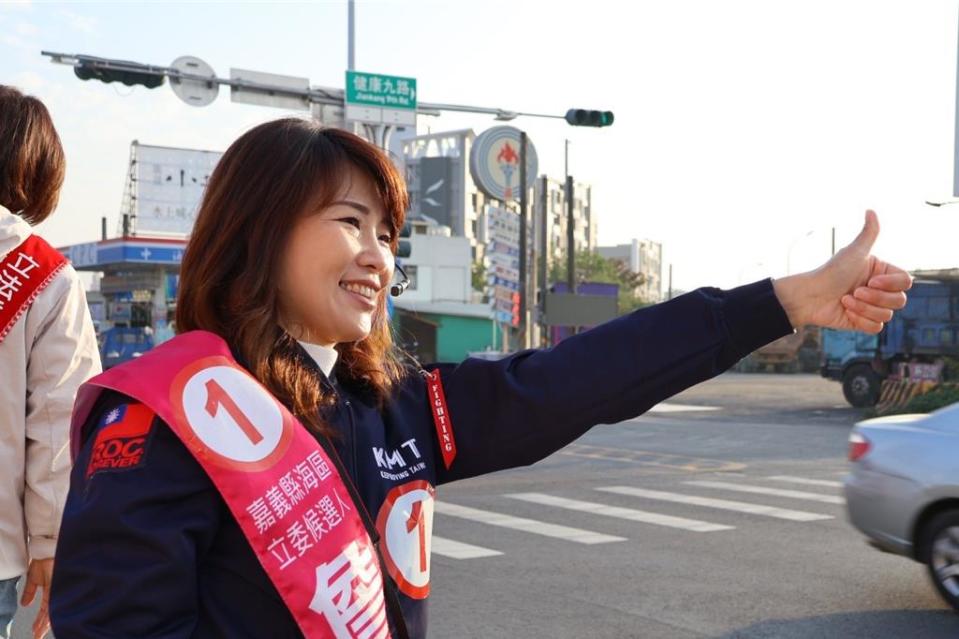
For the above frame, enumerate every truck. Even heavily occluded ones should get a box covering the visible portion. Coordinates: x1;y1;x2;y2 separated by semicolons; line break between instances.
821;275;959;407
100;326;154;370
745;326;822;373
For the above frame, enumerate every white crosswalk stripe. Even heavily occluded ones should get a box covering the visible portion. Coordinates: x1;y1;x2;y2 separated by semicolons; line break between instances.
595;486;832;521
684;480;844;504
505;493;733;532
431;475;845;560
766;475;844;488
434;501;626;544
431;535;503;559
648;403;720;413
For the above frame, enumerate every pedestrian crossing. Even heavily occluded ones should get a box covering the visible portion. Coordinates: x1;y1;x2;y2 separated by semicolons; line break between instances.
430;472;846;561
766;475;843;488
433;501;626;545
594;486;832;521
431;535;503;559
506;492;734;532
684;480;845;504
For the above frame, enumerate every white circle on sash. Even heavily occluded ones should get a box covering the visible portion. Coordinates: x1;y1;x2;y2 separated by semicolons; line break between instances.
180;365;284;463
376;480;435;599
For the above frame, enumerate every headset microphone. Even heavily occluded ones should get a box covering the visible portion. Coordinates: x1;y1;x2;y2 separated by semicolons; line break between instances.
391;262;411;297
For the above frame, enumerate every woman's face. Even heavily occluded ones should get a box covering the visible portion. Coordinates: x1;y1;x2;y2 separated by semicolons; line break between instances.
278;172;394;347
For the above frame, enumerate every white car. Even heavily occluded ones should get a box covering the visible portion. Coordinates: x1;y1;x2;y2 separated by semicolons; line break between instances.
844;402;959;611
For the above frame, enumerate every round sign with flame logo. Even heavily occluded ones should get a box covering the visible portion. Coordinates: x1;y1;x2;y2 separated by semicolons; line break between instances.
469;126;538;202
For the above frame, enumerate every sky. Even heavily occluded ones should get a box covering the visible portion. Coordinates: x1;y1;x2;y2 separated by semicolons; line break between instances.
1;0;958;293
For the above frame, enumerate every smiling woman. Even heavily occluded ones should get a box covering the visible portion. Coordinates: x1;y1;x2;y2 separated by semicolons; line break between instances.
278;178;396;348
49;117;912;639
175;120;407;439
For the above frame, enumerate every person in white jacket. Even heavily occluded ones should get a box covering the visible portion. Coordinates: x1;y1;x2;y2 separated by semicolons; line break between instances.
0;86;100;638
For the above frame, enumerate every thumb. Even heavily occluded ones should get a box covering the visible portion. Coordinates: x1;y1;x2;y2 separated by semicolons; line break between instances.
848;209;880;254
20;577;36;606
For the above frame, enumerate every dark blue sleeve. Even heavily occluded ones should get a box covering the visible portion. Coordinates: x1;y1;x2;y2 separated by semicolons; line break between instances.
50;391;223;638
432;279;793;483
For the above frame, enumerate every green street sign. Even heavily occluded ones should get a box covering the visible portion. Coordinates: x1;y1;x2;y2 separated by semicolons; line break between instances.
346;71;417;110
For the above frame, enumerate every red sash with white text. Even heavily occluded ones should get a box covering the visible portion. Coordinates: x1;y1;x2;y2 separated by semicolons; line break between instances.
70;331;395;639
0;235;67;343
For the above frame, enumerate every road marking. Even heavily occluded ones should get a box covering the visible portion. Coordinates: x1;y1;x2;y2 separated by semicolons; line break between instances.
648;403;721;413
431;535;502;559
433;502;625;545
684;481;844;505
505;493;733;532
767;475;843;488
558;444;745;472
595;486;833;522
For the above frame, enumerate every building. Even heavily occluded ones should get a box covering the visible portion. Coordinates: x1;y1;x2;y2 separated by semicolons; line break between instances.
403;130;598;269
532;177;597;264
60;235;186;334
403;129;482;250
392;220;497;362
597;238;663;303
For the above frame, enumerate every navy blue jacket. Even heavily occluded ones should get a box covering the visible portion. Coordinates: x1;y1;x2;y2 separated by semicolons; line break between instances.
49;280;792;638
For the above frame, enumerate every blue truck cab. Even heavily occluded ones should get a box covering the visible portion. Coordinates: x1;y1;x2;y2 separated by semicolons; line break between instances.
821;279;959;406
100;326;154;370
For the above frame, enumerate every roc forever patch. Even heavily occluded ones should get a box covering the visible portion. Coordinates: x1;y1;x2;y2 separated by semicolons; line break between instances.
86;403;156;478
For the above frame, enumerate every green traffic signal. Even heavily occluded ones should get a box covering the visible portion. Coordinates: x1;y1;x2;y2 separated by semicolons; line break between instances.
565;108;614;127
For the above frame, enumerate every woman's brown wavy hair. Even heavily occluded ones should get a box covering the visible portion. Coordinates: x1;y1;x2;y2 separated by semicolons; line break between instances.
176;118;408;437
0;85;66;224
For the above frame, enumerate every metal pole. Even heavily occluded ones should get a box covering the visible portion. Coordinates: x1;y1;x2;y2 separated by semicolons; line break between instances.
348;0;356;71
41;51;575;123
954;7;959;197
101;216;107;241
831;227;836;256
518;131;528;349
564;139;569;182
565;175;575;294
538;175;548;345
668;264;673;300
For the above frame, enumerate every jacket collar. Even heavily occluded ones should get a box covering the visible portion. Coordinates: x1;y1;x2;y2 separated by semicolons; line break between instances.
229;335;339;395
0;205;32;258
297;340;338;378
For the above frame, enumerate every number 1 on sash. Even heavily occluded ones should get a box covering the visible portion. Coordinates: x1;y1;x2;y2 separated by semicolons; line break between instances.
204;379;265;445
406;500;427;572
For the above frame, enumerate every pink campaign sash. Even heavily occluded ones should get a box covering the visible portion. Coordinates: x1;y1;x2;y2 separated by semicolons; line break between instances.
70;330;394;639
0;235;67;343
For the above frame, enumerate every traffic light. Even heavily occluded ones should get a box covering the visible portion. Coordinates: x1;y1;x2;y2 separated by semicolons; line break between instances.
510;291;520;327
397;221;412;258
74;57;165;89
564;109;614;127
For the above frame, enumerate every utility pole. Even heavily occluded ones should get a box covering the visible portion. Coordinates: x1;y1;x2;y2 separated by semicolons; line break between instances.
518;131;529;348
348;0;355;71
955;7;959;198
565;176;578;335
538;175;549;346
566;175;576;295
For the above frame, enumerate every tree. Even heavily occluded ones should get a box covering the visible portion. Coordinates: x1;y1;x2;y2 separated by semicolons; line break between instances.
471;260;487;294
